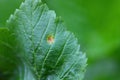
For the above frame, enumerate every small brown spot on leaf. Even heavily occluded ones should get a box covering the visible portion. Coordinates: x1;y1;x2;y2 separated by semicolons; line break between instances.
47;35;54;44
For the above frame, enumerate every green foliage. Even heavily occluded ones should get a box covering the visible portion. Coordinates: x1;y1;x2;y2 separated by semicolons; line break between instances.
0;28;18;80
0;0;87;80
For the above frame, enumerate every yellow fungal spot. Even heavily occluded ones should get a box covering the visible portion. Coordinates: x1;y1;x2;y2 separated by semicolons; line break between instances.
47;35;54;44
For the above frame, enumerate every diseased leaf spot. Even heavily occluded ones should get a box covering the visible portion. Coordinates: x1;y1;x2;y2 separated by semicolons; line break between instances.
47;34;54;44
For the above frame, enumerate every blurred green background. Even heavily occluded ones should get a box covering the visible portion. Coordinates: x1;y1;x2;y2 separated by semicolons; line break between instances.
0;0;120;80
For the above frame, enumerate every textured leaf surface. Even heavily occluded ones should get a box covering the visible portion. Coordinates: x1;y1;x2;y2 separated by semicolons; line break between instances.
7;0;87;80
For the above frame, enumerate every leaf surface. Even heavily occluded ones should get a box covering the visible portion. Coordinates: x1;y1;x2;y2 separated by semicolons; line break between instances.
7;0;87;80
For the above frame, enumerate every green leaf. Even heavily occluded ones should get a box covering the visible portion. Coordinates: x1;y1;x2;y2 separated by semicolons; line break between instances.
7;0;87;80
0;28;36;80
0;28;19;80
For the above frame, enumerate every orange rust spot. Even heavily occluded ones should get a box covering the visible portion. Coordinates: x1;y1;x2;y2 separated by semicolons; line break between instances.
47;35;54;44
